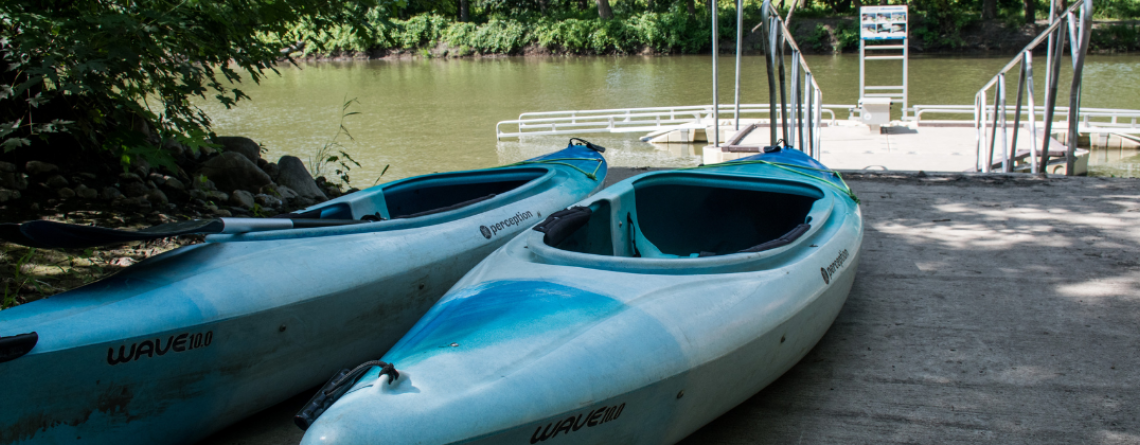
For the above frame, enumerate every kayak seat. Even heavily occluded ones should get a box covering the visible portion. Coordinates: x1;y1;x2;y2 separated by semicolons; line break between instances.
384;170;544;219
393;194;496;219
536;202;614;256
633;183;817;256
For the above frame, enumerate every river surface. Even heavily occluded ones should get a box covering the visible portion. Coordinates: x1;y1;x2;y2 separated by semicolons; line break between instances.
200;54;1140;183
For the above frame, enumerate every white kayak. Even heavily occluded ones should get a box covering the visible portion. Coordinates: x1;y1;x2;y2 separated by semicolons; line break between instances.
300;147;862;445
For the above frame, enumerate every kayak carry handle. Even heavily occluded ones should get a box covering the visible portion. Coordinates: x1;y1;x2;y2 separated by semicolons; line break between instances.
0;332;38;363
295;360;399;430
533;207;592;247
569;138;606;153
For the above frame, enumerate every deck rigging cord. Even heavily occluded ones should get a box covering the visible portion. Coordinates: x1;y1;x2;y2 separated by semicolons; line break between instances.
689;143;860;204
499;139;607;180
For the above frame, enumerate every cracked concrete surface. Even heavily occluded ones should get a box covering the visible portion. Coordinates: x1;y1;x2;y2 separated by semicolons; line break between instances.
200;170;1140;445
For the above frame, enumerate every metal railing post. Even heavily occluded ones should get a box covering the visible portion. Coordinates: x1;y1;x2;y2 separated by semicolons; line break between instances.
1066;0;1093;175
1010;56;1028;173
777;29;789;143
734;0;743;131
791;51;802;149
1025;52;1039;173
712;0;720;148
806;72;815;157
1041;21;1067;173
765;17;779;146
999;74;1009;172
988;81;1001;172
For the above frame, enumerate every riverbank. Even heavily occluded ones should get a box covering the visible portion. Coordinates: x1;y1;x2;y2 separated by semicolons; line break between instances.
0;135;348;309
287;12;1140;61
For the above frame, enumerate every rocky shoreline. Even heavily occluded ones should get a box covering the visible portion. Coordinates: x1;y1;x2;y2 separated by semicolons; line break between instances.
0;136;350;309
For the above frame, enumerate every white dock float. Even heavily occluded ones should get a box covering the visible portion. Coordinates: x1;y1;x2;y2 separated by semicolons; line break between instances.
698;120;1089;175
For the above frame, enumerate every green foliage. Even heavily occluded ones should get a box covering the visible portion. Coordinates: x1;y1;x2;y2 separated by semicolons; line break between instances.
835;21;860;52
1;0;391;168
293;7;721;56
308;96;363;186
1095;0;1140;19
3;248;37;309
1091;23;1140;52
801;23;834;53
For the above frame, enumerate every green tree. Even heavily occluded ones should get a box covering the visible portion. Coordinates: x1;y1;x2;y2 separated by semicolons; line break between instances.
0;0;394;167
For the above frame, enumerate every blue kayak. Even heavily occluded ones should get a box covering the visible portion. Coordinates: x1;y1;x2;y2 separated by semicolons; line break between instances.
0;144;606;445
300;147;861;445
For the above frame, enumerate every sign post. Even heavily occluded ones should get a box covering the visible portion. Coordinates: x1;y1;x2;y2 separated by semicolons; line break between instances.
859;5;909;121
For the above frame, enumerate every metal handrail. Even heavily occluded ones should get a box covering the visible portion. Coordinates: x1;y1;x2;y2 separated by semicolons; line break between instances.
974;0;1093;174
751;0;824;158
495;104;839;139
917;105;1140;128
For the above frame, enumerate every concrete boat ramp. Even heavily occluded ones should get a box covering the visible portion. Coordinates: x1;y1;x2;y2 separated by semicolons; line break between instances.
202;169;1140;445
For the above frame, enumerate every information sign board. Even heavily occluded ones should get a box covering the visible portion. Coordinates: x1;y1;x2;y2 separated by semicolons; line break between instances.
860;5;907;40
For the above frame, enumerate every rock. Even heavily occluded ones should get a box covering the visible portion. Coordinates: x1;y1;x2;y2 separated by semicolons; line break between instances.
146;189;169;206
276;156;327;200
0;162;14;172
0;188;19;203
198;152;272;194
293;196;317;208
75;184;98;199
213;209;232;217
148;173;167;187
230;190;256;209
206;191;229;203
163;177;186;192
189;189;207;200
200;144;217;157
111;257;136;267
275;184;300;200
163;139;186;157
254;194;283;209
3;172;28;190
102;186;124;200
1;172;19;189
45;175;69;189
261;162;279;180
193;177;218;192
119;172;142;182
25;161;59;175
133;159;151;177
57;187;76;198
123;181;149;197
216;136;263;163
122;196;151;209
146;180;158;190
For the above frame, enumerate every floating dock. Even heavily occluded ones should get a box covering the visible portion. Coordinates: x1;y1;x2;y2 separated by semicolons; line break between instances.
200;168;1140;445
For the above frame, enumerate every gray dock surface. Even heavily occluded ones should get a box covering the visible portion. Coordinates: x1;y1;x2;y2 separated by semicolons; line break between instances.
201;169;1140;445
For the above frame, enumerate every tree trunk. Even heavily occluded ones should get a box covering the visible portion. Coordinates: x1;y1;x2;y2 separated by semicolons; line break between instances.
647;0;655;12
685;0;696;17
596;0;614;18
579;0;588;10
460;0;469;22
982;0;997;19
1024;0;1036;24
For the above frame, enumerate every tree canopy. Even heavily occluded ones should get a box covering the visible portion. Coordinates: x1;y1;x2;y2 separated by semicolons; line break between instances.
0;0;392;166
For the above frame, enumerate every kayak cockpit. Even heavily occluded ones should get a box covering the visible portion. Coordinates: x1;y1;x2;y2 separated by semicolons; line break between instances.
208;168;553;242
308;168;549;221
528;171;834;273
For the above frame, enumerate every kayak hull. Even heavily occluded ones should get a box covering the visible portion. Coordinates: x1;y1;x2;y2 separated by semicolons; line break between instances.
302;149;862;445
0;146;606;445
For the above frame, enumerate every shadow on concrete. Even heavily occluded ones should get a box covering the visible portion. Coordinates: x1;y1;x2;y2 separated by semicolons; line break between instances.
679;173;1140;445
